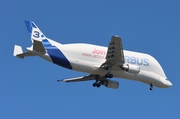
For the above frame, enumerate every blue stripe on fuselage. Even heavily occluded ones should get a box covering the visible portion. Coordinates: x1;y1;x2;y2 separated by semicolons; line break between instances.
42;39;72;69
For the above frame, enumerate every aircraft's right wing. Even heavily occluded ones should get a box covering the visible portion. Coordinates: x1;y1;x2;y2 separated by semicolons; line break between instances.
57;75;98;82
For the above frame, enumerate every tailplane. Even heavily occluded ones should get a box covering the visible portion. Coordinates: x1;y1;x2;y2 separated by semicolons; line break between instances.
13;45;35;59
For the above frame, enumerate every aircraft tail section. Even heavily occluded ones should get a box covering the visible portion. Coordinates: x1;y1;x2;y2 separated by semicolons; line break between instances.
24;21;47;53
14;20;64;63
14;21;48;59
24;21;46;42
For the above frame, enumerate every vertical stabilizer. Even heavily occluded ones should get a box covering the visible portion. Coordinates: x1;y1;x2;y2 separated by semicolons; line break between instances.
24;21;46;53
24;21;47;42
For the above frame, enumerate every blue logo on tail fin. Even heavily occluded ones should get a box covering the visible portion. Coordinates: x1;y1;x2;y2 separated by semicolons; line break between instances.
24;21;37;36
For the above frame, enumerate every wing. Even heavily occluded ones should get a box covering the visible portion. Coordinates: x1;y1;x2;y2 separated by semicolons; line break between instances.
104;36;125;66
58;75;98;82
59;36;125;83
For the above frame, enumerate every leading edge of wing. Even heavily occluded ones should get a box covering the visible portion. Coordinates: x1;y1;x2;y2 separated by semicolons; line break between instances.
57;75;98;82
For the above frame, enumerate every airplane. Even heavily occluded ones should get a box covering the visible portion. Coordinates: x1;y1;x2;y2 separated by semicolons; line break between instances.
13;21;172;90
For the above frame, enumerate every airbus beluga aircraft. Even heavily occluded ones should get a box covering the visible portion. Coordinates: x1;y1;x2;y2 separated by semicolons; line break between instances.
13;21;172;90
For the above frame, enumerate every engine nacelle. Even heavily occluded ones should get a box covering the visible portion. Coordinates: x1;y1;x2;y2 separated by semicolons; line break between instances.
121;64;140;74
101;79;119;89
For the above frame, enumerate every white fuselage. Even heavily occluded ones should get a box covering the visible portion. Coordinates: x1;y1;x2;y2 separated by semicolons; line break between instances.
14;21;172;90
35;39;172;88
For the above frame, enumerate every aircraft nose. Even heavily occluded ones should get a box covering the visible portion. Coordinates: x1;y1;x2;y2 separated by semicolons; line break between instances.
166;80;172;87
168;81;173;87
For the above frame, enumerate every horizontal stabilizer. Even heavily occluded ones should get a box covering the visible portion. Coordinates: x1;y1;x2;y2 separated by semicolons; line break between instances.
13;45;36;59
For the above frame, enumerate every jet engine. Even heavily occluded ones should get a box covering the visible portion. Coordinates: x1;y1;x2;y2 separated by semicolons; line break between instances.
101;79;119;89
121;64;140;74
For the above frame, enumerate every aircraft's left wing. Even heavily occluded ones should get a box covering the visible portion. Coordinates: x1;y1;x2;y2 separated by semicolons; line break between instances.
101;36;125;68
58;75;98;82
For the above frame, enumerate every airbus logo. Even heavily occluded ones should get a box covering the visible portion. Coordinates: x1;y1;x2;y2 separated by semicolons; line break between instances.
125;56;149;66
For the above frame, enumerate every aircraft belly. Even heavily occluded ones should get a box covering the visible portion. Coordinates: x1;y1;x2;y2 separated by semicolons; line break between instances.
39;54;53;62
69;59;102;73
122;70;165;87
32;51;53;63
110;70;159;86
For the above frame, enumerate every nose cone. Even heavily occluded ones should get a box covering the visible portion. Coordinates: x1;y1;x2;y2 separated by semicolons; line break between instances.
165;80;173;87
168;81;173;87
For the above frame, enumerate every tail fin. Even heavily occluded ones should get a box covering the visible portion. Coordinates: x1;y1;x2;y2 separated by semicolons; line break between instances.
24;21;46;53
24;21;47;42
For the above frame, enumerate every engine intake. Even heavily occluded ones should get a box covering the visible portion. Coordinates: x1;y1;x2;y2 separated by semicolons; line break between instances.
101;79;119;89
121;64;140;74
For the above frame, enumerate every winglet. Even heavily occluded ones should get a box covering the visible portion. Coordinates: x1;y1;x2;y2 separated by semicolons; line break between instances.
13;45;24;59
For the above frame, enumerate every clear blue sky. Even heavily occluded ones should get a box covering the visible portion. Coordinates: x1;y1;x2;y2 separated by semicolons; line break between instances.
1;0;180;119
